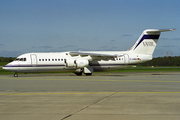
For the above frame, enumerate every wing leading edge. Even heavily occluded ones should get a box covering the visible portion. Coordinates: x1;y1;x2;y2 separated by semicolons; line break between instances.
69;51;123;61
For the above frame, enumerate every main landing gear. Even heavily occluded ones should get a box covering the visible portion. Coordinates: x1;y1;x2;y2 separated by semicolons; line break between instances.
84;73;92;76
14;72;18;77
74;66;93;76
75;72;83;76
74;72;92;76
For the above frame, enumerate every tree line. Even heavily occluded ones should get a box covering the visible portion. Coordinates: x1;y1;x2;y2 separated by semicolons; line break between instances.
1;56;180;66
0;57;15;62
139;56;180;66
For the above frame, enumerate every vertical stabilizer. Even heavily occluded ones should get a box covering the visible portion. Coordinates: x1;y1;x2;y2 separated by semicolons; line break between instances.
129;29;175;55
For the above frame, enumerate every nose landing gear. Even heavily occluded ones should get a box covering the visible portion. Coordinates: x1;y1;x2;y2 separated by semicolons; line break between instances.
14;73;18;77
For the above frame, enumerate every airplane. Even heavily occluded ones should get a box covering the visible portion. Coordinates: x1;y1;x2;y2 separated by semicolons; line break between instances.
2;29;175;77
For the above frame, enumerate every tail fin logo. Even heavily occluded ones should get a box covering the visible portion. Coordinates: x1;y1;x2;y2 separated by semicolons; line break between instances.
130;29;175;55
133;35;159;50
143;42;155;47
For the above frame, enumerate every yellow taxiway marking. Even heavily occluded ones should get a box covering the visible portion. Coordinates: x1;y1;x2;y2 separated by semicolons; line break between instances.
1;77;180;83
1;92;180;96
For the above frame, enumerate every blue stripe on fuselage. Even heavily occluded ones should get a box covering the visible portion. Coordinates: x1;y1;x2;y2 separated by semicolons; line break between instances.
3;64;65;67
3;63;127;68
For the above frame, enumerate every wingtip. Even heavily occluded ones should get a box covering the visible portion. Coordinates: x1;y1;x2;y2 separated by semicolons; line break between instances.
170;29;176;31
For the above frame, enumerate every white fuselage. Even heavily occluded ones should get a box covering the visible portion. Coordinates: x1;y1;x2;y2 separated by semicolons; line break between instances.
3;51;152;73
3;29;174;76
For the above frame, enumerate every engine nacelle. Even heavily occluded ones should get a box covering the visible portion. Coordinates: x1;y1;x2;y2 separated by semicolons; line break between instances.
65;59;76;68
75;58;89;68
65;58;89;68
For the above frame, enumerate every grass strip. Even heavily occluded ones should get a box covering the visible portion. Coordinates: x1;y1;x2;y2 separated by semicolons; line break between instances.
0;66;180;75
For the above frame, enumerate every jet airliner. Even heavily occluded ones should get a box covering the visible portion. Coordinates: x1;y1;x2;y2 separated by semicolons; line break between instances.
3;29;175;77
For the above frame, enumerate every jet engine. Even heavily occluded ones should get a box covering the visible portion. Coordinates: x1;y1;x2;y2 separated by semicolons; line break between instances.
65;59;76;68
75;58;89;68
65;58;89;68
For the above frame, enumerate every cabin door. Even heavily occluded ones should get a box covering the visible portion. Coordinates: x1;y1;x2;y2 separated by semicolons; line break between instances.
30;54;37;66
124;54;130;64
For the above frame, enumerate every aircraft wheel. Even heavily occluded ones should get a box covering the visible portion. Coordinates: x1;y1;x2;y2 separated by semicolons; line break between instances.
14;73;18;77
85;73;92;76
75;72;82;76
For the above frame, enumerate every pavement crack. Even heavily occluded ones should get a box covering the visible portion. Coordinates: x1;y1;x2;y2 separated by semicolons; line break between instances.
60;91;117;120
61;114;72;120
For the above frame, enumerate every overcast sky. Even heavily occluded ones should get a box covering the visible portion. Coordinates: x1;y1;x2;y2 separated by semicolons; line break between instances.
0;0;180;57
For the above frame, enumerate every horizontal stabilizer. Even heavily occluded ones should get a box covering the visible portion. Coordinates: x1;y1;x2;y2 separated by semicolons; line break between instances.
145;29;176;33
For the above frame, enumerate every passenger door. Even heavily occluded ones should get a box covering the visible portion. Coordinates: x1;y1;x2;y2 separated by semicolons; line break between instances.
124;54;129;64
30;54;37;66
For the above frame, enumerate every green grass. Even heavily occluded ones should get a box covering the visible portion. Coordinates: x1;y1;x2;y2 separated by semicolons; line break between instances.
0;70;14;75
109;66;180;72
0;65;180;75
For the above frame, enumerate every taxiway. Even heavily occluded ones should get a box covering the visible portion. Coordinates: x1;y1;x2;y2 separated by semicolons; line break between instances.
0;72;180;120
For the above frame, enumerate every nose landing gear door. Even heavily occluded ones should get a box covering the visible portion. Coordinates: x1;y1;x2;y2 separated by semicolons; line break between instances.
30;54;37;66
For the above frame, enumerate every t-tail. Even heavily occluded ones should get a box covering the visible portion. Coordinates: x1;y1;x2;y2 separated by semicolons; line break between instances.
129;29;175;55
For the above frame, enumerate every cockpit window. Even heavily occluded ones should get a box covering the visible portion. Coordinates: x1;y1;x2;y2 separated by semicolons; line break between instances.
14;58;26;61
14;58;20;61
20;58;23;61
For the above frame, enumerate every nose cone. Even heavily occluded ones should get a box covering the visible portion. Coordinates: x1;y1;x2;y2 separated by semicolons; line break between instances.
2;64;11;71
2;66;6;70
2;62;18;72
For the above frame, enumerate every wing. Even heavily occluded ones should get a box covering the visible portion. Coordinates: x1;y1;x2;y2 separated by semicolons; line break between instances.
69;51;123;61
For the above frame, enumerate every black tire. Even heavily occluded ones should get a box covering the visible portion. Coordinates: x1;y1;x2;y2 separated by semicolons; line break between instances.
75;72;82;76
14;73;18;77
85;73;92;76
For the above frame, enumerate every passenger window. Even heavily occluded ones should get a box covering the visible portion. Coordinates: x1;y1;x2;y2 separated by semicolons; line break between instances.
42;59;44;61
55;59;57;61
52;59;54;61
39;59;41;61
24;58;26;61
48;59;50;61
58;59;60;61
45;59;47;61
20;58;23;61
61;59;63;61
